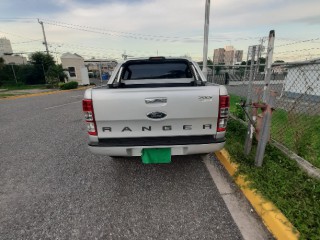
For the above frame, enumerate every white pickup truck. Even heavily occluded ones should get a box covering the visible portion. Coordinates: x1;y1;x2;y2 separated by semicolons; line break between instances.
83;57;229;157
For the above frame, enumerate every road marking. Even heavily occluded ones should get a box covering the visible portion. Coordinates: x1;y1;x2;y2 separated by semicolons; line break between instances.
45;100;82;110
70;95;83;98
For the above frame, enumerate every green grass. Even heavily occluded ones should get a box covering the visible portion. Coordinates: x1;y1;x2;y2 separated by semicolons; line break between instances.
0;83;46;91
0;93;16;98
229;94;320;168
225;118;320;240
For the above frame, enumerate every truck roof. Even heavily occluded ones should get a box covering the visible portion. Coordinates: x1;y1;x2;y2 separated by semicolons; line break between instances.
120;56;193;64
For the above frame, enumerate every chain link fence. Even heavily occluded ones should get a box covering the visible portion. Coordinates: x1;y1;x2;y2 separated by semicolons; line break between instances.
207;60;320;168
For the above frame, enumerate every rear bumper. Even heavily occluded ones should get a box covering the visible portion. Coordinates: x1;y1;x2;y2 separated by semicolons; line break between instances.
88;143;225;156
88;135;225;156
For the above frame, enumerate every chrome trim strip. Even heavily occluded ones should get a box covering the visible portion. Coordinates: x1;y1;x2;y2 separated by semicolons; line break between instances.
145;98;167;104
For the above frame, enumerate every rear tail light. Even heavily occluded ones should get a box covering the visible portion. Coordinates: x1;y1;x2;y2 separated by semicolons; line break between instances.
217;95;230;132
82;99;97;136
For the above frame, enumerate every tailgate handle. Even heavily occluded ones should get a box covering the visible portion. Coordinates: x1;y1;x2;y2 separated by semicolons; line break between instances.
145;98;167;104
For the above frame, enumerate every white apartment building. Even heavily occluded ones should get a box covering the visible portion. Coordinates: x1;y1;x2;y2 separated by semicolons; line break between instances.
235;50;244;63
213;45;243;65
0;37;13;55
213;48;225;64
224;46;235;65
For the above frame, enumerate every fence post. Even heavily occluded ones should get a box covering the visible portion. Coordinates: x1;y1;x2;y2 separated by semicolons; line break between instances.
244;46;256;155
99;62;102;85
255;91;276;166
254;30;275;166
263;30;275;103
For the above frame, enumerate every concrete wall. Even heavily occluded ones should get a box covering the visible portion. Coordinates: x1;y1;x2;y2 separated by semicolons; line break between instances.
3;55;27;65
284;64;320;97
61;57;85;85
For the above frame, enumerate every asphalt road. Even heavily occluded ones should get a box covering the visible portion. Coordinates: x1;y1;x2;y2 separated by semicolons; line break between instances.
0;90;245;239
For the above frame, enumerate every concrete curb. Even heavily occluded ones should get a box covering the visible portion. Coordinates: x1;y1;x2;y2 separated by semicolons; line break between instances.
0;86;91;100
215;149;300;240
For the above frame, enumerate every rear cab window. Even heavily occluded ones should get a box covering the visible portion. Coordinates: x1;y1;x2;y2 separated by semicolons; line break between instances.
110;58;201;88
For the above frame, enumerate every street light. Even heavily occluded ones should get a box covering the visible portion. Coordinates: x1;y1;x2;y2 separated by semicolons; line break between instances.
202;0;211;79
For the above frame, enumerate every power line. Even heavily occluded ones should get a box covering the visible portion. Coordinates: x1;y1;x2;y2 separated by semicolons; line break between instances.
0;30;40;41
11;39;42;44
0;17;36;19
41;19;185;40
274;48;320;55
41;19;196;42
276;37;320;47
40;18;268;43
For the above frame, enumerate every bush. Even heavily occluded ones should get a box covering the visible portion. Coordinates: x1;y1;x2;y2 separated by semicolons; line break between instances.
234;103;246;121
59;81;78;90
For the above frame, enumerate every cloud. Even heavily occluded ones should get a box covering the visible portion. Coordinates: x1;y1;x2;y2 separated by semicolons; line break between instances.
212;0;320;28
0;0;63;17
1;0;320;61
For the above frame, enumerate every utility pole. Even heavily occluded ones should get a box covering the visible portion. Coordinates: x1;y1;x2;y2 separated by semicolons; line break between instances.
202;0;211;78
38;19;49;55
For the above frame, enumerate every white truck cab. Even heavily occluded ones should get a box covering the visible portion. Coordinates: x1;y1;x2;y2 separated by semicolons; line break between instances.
83;57;229;157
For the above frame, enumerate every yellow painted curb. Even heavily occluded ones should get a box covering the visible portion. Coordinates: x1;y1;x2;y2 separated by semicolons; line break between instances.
0;86;91;100
215;149;300;240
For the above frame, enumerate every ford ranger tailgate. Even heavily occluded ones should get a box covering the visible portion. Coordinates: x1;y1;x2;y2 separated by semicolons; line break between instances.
92;86;220;138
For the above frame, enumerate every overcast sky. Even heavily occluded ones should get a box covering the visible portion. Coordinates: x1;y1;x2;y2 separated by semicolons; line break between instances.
1;0;320;61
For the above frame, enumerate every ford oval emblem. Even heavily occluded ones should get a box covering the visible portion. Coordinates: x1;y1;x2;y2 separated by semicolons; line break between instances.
147;111;167;119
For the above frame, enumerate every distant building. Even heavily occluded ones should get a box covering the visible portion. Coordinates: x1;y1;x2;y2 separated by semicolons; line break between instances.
0;37;13;55
224;46;235;65
60;53;90;85
84;59;118;77
213;48;225;64
2;55;27;65
235;50;243;63
0;37;28;65
213;45;243;65
224;45;235;51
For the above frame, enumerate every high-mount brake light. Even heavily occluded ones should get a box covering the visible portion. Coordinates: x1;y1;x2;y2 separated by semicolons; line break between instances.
217;95;230;132
82;99;97;136
149;57;165;60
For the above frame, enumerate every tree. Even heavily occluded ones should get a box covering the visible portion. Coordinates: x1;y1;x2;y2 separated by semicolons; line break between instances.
29;52;68;86
0;57;4;70
29;52;55;72
46;64;67;88
258;57;266;72
214;65;222;75
242;58;266;72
